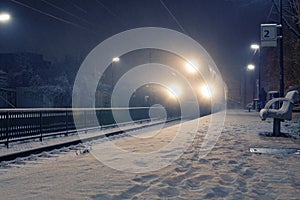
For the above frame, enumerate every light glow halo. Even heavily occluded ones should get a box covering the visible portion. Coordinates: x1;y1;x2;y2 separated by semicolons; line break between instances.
72;27;226;173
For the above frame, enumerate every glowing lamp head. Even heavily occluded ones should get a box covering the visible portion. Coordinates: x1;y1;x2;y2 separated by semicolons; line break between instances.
247;64;255;71
0;13;11;23
250;44;260;50
112;57;120;63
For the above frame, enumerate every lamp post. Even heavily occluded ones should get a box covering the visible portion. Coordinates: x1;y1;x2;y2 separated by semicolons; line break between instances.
111;57;120;89
246;64;256;108
250;44;260;101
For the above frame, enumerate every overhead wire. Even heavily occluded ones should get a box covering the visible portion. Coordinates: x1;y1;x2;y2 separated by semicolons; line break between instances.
94;0;118;18
94;0;128;29
266;3;275;22
40;0;95;28
41;0;108;32
69;1;88;14
159;0;187;35
9;0;97;35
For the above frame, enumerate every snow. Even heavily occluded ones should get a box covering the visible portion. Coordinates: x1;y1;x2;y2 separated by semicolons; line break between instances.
0;118;168;157
0;109;299;199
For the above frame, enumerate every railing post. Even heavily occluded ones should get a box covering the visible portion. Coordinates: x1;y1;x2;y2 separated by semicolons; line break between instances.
84;110;87;133
99;110;103;130
132;108;136;121
39;111;43;142
99;110;102;130
65;110;68;136
5;111;9;148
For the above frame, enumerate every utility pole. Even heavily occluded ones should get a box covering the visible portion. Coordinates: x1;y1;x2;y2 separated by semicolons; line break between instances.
279;0;284;97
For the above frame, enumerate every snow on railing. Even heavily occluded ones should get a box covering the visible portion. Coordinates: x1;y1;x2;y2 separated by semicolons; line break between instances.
0;107;171;148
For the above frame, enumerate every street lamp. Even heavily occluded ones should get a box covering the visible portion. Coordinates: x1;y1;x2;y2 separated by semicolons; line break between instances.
0;12;11;23
250;43;261;102
112;57;120;63
245;64;256;109
111;57;120;88
250;44;260;51
247;64;255;71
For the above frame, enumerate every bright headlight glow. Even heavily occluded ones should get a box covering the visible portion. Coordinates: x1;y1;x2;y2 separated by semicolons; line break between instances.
185;60;198;74
200;84;213;99
167;84;181;99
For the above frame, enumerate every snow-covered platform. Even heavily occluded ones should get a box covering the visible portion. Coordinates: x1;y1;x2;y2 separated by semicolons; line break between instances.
0;119;174;160
0;109;299;199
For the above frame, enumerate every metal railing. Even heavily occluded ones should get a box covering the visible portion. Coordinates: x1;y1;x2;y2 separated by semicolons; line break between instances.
0;107;172;148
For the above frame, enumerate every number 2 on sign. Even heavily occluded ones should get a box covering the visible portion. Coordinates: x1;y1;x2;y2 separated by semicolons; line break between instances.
264;30;270;38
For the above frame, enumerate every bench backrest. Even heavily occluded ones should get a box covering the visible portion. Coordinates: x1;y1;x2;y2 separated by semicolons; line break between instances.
285;90;299;103
280;90;299;112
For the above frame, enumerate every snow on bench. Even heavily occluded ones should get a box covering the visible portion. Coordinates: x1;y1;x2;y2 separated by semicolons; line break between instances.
259;90;299;136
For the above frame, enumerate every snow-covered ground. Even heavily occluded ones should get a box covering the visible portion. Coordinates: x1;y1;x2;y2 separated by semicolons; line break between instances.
0;118;171;157
0;109;299;199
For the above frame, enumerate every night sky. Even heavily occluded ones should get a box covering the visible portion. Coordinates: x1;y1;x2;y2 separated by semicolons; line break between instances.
0;0;274;81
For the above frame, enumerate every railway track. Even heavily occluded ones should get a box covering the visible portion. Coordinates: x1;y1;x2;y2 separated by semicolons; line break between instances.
0;118;181;162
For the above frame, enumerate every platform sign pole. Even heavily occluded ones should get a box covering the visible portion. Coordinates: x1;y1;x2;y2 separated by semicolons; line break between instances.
261;22;284;97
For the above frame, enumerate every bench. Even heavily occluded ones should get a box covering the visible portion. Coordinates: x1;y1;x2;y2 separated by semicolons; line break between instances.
259;90;299;136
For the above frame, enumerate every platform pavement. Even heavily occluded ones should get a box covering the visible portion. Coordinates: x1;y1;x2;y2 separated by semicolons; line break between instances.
0;109;299;199
0;118;178;160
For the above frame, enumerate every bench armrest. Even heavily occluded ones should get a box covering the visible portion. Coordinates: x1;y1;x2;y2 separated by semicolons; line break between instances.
264;98;294;110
